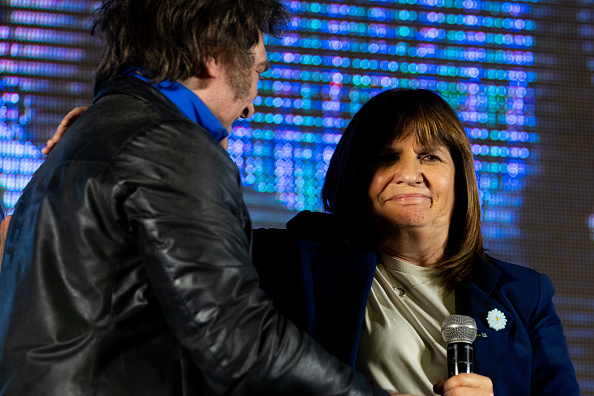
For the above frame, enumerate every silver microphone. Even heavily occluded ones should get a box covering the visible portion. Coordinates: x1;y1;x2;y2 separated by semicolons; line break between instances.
441;315;477;377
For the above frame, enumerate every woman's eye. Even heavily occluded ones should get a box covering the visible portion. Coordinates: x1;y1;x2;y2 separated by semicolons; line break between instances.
420;154;440;162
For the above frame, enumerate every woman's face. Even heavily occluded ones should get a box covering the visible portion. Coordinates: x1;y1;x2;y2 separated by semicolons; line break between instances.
367;133;456;234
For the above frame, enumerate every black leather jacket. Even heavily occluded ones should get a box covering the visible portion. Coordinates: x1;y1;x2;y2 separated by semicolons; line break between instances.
0;75;387;396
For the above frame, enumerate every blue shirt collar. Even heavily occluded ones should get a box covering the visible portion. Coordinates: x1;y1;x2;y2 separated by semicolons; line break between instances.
130;73;229;142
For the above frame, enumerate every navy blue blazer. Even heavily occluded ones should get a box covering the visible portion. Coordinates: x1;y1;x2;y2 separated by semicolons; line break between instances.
253;211;580;396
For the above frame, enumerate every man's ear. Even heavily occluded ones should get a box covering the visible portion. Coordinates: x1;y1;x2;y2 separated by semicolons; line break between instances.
204;57;223;79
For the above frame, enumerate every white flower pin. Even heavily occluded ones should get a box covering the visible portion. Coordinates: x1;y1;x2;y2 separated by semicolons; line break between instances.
487;308;507;331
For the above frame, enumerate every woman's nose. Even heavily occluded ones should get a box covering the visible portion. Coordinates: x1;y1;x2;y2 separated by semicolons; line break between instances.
393;155;422;184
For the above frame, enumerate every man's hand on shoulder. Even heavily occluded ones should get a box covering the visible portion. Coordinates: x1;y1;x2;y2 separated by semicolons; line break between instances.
0;214;12;271
41;106;88;155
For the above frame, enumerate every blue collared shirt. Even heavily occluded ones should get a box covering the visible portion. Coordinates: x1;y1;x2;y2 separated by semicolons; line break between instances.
131;73;229;142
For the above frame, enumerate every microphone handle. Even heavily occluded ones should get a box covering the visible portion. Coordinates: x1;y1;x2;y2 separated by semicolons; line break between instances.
446;342;474;377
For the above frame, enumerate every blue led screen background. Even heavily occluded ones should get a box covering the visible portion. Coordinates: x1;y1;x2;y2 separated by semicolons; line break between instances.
1;0;593;392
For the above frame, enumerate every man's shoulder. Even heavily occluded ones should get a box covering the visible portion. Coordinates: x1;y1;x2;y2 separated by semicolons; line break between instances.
92;75;196;132
72;75;224;162
34;74;236;195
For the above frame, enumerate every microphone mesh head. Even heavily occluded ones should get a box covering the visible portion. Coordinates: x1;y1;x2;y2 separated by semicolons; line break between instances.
441;315;477;344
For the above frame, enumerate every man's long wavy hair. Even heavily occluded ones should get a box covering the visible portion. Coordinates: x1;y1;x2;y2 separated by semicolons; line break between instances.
91;0;289;92
322;89;484;289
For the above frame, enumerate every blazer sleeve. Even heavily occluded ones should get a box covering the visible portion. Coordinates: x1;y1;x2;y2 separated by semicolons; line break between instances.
528;273;580;395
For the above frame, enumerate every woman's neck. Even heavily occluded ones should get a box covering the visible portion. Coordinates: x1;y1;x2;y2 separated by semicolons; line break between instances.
377;227;448;268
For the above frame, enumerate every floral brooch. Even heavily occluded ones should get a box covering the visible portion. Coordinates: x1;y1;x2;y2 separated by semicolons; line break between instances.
487;308;507;331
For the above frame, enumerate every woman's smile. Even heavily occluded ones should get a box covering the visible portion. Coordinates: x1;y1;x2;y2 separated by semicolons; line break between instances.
386;193;432;203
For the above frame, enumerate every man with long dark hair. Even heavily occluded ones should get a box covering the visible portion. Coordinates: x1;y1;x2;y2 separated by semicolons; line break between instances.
0;1;390;395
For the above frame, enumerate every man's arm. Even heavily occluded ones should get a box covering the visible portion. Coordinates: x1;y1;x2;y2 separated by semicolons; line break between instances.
113;118;388;395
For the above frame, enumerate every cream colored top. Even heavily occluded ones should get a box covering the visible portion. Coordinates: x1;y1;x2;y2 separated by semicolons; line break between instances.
356;253;455;395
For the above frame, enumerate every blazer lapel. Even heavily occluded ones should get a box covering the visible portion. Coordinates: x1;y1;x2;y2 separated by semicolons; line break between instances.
456;256;514;385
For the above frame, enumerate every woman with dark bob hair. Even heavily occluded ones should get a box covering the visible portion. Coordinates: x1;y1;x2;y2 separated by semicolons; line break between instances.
253;88;579;395
323;88;482;290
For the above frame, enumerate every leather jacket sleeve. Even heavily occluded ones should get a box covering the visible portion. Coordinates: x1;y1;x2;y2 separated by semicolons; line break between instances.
111;118;387;396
